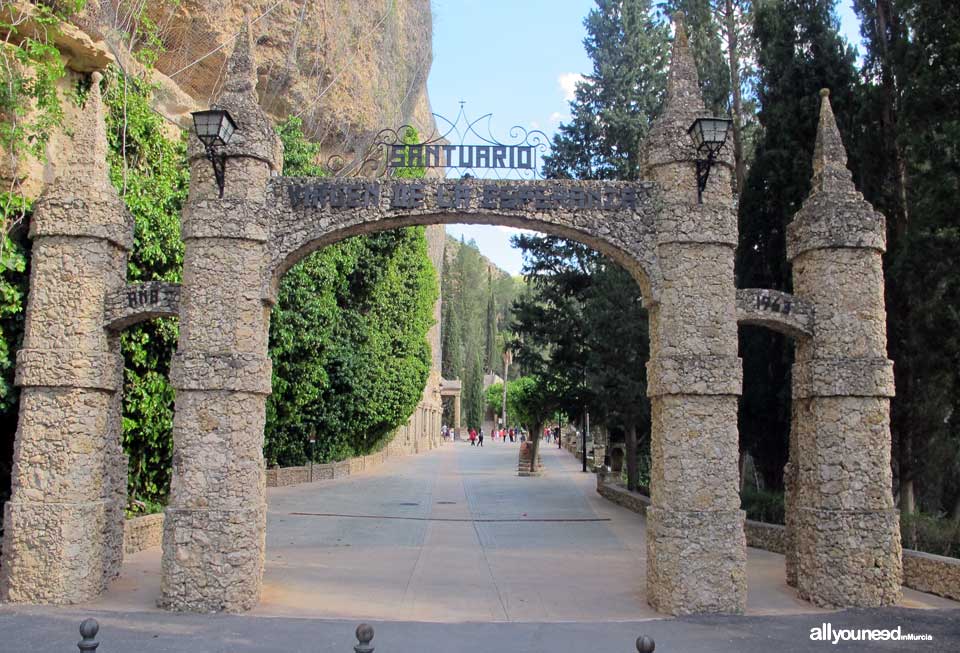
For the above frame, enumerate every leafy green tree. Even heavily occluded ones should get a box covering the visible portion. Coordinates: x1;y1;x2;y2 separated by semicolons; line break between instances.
265;119;437;466
102;72;188;506
510;374;557;467
736;0;860;489
584;264;650;491
525;0;670;487
0;196;30;508
544;0;670;180
510;235;595;425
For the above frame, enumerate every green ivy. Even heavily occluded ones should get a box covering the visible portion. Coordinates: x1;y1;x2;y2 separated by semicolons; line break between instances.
102;70;188;505
265;119;436;466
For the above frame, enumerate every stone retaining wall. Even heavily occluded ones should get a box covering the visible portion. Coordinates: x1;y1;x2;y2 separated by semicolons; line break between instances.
596;472;650;515
902;549;960;602
266;444;428;487
744;520;787;554
595;472;959;602
123;513;164;554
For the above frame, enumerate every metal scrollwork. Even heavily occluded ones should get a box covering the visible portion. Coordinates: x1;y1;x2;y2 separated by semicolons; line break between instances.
325;104;550;180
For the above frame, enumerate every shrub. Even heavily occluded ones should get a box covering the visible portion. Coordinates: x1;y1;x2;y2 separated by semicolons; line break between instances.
741;486;786;525
901;513;960;558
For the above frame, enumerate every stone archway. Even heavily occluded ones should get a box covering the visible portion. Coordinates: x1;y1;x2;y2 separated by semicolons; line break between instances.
154;18;748;616
1;16;900;618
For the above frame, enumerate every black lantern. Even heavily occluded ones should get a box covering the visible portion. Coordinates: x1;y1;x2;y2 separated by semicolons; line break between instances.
191;109;238;197
687;117;733;203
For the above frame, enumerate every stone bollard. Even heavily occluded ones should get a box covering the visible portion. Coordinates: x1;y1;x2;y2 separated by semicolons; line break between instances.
636;634;655;652
78;619;100;652
354;623;375;653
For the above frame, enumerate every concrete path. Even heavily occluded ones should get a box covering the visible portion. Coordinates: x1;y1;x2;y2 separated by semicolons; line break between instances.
3;439;958;650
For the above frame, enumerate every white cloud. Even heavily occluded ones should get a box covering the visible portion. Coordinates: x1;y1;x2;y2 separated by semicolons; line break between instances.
530;120;541;129
495;225;536;236
558;72;585;101
549;111;564;124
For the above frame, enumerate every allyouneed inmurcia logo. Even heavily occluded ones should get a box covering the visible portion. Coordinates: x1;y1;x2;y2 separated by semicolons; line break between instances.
810;623;933;645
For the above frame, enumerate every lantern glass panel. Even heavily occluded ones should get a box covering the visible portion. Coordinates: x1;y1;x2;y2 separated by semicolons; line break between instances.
192;110;237;147
688;121;705;150
218;112;237;145
688;117;732;154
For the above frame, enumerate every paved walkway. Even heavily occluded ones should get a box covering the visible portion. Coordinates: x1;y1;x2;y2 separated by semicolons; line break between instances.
3;440;958;650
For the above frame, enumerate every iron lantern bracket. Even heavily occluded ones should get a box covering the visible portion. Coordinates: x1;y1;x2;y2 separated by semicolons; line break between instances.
204;145;228;198
695;149;718;204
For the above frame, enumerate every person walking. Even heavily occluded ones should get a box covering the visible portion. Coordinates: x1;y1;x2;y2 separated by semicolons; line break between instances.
478;427;484;447
469;427;477;446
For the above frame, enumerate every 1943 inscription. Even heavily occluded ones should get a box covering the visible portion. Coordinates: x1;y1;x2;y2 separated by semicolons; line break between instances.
286;181;641;213
755;290;792;315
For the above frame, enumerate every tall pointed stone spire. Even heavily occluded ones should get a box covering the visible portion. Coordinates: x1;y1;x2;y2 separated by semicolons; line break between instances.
220;16;257;100
663;12;705;119
640;12;731;202
31;71;131;250
3;68;130;605
192;15;282;172
785;89;900;610
809;89;856;195
787;89;884;261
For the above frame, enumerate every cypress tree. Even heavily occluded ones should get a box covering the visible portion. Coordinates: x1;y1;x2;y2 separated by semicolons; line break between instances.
464;350;484;429
544;0;670;180
853;0;960;517
736;0;860;488
484;270;498;373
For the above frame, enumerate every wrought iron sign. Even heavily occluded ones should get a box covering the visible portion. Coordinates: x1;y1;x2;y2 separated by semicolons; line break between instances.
326;104;550;180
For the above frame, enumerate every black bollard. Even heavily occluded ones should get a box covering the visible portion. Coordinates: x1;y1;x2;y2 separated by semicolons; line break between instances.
78;619;100;652
636;634;655;652
354;623;375;653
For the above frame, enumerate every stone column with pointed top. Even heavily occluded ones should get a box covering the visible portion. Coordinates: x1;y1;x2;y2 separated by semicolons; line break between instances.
0;72;131;603
639;15;745;615
786;89;901;608
158;19;283;612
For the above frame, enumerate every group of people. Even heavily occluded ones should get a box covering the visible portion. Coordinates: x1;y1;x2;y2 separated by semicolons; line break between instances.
439;425;526;446
441;424;560;448
469;427;523;446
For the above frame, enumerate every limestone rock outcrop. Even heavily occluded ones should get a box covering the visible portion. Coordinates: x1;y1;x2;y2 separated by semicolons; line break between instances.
76;0;436;141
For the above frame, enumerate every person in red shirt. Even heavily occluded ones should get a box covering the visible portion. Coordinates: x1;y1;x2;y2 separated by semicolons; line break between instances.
469;428;477;446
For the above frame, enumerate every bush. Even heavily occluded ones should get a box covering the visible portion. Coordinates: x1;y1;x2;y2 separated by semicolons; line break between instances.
901;513;960;558
741;487;786;525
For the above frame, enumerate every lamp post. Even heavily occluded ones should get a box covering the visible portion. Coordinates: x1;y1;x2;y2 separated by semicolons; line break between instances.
583;410;589;472
687;116;733;204
309;428;316;483
191;109;238;198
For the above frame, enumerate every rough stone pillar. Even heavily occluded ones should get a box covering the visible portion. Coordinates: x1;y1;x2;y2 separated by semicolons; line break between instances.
639;16;746;615
786;90;901;608
159;21;283;612
1;73;130;603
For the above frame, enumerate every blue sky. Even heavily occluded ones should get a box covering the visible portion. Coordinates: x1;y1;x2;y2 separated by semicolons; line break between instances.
428;1;863;275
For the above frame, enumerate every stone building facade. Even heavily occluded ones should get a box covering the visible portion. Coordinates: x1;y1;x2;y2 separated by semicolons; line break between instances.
1;17;902;616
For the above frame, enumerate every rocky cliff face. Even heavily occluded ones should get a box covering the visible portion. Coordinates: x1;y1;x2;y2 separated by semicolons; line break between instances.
76;0;436;143
3;0;437;195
